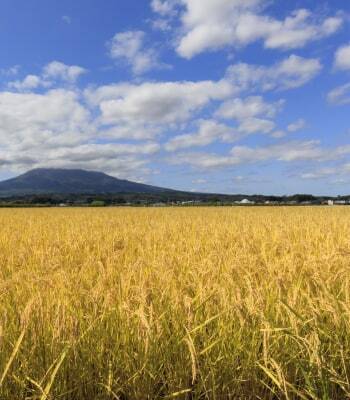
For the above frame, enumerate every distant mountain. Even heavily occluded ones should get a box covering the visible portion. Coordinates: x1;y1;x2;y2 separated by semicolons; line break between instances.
0;168;175;195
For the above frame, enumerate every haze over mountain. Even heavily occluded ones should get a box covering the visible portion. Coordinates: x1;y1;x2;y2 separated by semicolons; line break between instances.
0;168;174;195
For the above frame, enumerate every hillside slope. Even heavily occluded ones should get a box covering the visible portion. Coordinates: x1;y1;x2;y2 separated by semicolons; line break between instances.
0;168;174;195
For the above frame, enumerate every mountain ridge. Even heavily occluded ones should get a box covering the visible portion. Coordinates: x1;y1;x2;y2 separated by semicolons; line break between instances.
0;168;175;195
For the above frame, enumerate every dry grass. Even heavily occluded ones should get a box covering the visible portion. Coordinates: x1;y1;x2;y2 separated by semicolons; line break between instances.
1;207;350;399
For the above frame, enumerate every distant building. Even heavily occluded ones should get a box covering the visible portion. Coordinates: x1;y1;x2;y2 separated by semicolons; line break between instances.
152;203;166;207
335;200;346;205
239;199;255;205
328;200;334;206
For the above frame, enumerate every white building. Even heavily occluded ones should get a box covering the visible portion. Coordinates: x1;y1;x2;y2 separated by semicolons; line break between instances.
240;199;255;205
335;200;346;205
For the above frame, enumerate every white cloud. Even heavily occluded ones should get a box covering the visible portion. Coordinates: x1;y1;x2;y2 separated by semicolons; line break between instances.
1;65;20;76
8;62;86;92
0;88;160;177
84;56;316;148
88;78;289;154
226;55;322;91
43;61;87;83
50;142;160;161
229;140;325;163
301;167;337;180
165;119;238;151
150;0;182;31
215;96;284;140
0;43;341;184
7;154;151;179
270;130;286;139
171;152;235;169
83;76;237;151
99;124;161;141
237;117;275;134
262;11;342;50
177;0;260;58
216;96;283;120
152;18;172;31
0;89;91;149
151;0;180;16
334;44;350;70
170;141;350;170
8;75;47;91
300;164;350;180
174;0;342;58
328;83;350;105
87;79;233;127
108;30;163;75
165;95;282;151
287;118;306;132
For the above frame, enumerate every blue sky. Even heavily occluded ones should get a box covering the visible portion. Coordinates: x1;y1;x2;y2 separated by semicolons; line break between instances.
0;0;350;195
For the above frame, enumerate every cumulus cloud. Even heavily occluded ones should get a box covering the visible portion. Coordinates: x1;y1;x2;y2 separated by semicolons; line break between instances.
165;96;283;152
53;142;160;159
226;55;322;91
99;124;162;141
328;83;350;105
8;75;47;91
45;143;160;173
43;61;87;83
215;96;286;140
8;61;87;92
237;117;275;135
85;58;317;155
86;79;233;128
172;0;342;58
0;89;91;149
334;44;350;70
0;47;339;184
108;30;163;75
165;119;238;151
150;0;181;31
170;141;350;170
1;152;151;179
215;96;283;120
83;56;317;148
0;87;159;177
152;19;172;31
151;0;180;16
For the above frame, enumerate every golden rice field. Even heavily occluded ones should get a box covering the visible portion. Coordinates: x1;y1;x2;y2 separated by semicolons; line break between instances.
1;207;350;399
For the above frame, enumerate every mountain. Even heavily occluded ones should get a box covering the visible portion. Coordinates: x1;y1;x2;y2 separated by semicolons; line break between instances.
0;168;175;195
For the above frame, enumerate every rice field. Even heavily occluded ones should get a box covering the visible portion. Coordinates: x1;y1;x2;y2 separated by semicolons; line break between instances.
1;206;350;399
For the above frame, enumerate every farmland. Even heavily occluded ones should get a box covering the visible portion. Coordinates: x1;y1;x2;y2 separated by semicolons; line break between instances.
1;207;350;399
